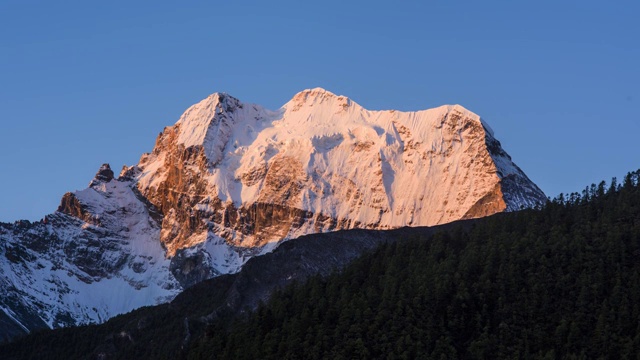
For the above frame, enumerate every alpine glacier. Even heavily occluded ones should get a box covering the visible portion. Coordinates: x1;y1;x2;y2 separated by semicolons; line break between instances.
0;88;546;342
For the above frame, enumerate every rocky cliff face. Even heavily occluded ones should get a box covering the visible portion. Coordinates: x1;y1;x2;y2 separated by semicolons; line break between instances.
0;88;546;343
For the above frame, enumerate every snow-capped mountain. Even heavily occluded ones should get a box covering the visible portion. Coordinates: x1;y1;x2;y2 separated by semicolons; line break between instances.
0;88;546;342
131;88;545;253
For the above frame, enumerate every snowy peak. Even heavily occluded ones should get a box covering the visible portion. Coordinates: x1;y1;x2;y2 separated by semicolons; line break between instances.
133;89;546;258
158;92;276;169
284;87;357;117
175;92;241;149
287;87;349;106
290;87;341;102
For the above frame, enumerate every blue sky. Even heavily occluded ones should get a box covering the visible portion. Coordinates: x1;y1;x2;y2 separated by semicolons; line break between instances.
1;1;638;221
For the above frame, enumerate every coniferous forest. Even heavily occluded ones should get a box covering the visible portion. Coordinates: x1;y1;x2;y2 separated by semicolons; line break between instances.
186;171;640;360
3;170;640;359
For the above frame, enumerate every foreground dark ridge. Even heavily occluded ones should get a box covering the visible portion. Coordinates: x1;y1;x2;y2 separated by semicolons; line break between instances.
0;219;482;358
190;171;640;359
3;170;639;359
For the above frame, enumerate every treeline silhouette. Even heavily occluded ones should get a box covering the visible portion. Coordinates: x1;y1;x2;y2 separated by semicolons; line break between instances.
3;170;640;359
188;171;640;359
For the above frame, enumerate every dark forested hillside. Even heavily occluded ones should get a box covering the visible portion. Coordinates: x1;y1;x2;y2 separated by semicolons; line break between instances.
3;170;640;359
188;171;640;359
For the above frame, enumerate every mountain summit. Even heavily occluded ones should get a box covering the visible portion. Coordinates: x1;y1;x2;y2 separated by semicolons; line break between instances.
0;89;545;342
130;88;545;257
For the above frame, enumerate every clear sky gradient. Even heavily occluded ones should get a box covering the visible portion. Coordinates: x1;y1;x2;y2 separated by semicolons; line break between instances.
1;1;638;222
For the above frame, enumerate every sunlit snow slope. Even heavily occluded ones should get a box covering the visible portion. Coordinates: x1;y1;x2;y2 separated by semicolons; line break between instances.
133;88;545;255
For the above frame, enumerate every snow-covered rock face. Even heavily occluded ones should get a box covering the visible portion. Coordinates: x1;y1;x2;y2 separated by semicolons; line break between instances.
0;165;180;342
0;88;546;342
134;88;546;256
